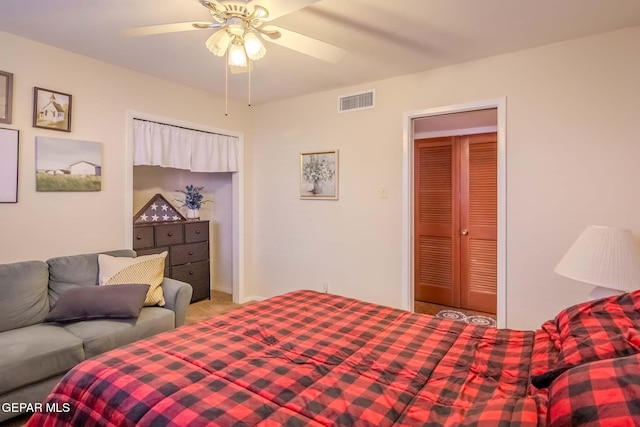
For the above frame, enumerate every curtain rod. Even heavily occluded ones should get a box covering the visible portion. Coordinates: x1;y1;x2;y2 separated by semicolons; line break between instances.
133;118;233;138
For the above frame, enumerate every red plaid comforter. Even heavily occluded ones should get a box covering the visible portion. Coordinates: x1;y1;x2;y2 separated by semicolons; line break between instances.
28;291;553;426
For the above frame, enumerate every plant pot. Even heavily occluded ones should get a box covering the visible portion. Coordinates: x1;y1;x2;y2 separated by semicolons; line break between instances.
186;208;200;219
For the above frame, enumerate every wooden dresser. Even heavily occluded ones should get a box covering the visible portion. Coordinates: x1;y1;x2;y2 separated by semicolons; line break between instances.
133;220;210;303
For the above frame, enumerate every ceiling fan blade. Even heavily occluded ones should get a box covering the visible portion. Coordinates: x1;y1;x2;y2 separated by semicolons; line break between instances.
123;22;220;37
262;26;345;63
250;0;321;20
198;0;225;13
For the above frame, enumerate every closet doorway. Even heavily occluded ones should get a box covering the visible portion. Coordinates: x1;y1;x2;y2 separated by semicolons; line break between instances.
124;111;245;304
402;102;505;323
414;130;497;314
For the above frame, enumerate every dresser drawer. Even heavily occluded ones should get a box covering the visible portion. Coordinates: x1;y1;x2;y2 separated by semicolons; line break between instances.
132;226;154;249
171;242;208;266
155;224;184;246
172;260;209;285
191;281;210;303
184;221;209;243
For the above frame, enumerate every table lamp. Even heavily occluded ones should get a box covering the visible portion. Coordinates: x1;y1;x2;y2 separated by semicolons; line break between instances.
554;225;640;300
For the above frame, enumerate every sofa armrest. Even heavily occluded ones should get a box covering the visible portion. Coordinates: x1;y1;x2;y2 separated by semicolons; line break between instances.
161;278;193;327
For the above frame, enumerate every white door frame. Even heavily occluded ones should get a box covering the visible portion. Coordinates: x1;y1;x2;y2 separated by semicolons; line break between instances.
124;110;246;304
401;98;507;328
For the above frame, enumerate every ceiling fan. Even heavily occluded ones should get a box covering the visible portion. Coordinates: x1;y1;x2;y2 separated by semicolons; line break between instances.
125;0;346;67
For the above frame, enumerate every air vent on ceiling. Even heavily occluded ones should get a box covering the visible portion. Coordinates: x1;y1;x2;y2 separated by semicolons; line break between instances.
338;90;375;113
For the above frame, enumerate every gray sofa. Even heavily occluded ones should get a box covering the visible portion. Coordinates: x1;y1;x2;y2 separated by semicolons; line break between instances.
0;249;193;422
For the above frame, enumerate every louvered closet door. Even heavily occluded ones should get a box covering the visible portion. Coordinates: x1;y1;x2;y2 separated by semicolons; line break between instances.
460;133;497;313
414;137;460;307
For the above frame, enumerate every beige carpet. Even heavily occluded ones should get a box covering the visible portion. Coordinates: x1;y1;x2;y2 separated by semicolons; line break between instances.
185;290;246;325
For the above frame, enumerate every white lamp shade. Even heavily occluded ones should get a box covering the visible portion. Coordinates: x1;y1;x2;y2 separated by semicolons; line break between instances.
554;225;640;292
205;30;231;57
244;32;266;60
228;42;248;67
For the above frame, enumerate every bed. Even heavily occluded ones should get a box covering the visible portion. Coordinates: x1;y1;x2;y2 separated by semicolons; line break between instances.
27;289;640;426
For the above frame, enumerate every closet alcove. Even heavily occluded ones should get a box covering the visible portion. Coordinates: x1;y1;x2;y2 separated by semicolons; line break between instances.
131;119;239;300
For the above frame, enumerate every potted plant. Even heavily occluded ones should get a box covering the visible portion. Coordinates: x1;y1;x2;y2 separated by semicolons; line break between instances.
177;185;209;219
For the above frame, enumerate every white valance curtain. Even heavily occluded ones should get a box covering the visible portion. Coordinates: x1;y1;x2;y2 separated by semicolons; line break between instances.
133;119;239;172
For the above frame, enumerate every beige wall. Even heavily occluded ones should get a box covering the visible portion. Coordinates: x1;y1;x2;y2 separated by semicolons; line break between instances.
0;31;247;263
248;26;640;329
3;26;640;330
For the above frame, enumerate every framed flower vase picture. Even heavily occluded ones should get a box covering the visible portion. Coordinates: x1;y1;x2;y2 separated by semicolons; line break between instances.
300;150;338;200
33;87;72;132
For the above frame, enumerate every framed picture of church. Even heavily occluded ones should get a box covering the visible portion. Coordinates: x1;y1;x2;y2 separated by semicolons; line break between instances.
33;87;72;132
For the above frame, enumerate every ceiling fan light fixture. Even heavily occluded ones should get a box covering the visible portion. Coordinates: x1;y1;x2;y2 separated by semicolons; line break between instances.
228;40;248;67
244;32;266;60
205;29;231;56
251;5;269;19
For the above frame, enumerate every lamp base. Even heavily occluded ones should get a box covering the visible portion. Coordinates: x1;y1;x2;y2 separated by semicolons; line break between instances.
589;286;624;301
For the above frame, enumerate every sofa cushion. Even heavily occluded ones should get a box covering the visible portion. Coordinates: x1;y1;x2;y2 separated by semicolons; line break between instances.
0;324;84;394
0;261;50;332
63;307;175;359
47;249;136;307
44;284;150;323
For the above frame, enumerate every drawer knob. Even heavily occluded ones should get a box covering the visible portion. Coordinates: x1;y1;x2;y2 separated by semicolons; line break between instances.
195;230;201;234
136;236;141;240
167;233;173;237
189;251;194;255
189;271;194;275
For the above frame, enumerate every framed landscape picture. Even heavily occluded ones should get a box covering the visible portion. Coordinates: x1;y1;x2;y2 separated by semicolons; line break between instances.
0;70;13;124
0;128;19;202
33;87;72;132
300;150;339;200
36;137;102;192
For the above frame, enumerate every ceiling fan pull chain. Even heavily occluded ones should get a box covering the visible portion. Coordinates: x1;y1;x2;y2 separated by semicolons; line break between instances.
248;60;252;107
225;49;229;116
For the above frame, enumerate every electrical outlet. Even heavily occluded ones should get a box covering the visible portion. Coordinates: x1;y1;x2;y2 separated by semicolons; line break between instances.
322;282;329;293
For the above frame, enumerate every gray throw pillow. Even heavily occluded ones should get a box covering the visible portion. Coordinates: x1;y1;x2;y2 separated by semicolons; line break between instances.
44;284;150;323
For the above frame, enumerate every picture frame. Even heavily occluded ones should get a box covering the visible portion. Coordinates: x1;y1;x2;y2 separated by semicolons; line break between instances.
36;137;102;192
300;150;339;200
33;87;72;132
0;70;13;124
0;128;19;203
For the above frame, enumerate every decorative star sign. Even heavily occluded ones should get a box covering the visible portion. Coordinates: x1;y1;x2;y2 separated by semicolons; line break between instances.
133;194;187;224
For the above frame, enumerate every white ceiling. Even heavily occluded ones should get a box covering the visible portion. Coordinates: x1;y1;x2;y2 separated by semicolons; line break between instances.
1;0;639;105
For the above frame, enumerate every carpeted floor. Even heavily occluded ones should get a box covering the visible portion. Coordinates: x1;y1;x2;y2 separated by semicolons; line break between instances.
185;290;245;325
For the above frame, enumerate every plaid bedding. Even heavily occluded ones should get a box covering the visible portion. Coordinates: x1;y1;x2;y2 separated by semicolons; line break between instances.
24;290;620;427
547;353;640;426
